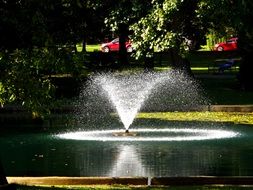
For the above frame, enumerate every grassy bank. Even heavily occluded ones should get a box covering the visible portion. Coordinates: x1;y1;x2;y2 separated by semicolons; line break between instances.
137;112;253;125
15;185;253;190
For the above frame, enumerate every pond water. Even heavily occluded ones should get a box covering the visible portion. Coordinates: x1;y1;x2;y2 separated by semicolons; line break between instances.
1;121;253;177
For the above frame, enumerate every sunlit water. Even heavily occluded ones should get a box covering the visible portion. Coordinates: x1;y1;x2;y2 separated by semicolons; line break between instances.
56;128;239;141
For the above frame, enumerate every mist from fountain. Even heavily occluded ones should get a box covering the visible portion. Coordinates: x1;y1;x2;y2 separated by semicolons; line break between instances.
90;70;205;130
58;70;240;141
93;73;160;130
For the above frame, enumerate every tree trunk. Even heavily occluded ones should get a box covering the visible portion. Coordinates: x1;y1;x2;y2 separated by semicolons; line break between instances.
144;49;154;71
82;33;86;53
238;51;253;90
118;23;128;65
237;33;253;91
144;55;154;71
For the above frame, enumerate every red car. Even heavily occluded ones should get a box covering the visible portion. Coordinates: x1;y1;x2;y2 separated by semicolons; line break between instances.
101;38;133;53
214;37;238;51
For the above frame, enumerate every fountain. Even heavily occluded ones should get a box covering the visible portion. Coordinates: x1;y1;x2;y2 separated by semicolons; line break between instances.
94;71;200;132
57;70;239;141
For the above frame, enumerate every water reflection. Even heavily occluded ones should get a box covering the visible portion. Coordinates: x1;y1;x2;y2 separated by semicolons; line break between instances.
108;145;151;177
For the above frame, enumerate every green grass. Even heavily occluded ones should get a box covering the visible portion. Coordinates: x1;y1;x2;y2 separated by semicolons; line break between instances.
76;44;100;52
15;185;253;190
198;77;253;105
86;44;100;52
137;112;253;125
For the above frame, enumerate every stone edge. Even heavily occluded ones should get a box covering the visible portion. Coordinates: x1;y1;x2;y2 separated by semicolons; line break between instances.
7;177;148;186
6;176;253;186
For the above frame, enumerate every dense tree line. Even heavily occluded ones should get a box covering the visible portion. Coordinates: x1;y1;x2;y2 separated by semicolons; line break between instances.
0;0;252;117
0;0;112;50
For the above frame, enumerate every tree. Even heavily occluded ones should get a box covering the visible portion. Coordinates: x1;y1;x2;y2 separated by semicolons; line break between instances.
130;0;205;74
104;0;153;65
0;0;105;114
198;0;253;90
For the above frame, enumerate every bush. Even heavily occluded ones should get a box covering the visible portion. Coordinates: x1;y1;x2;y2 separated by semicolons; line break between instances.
0;47;86;116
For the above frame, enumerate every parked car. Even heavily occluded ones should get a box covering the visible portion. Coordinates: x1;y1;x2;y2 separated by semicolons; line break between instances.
214;37;238;51
101;38;133;53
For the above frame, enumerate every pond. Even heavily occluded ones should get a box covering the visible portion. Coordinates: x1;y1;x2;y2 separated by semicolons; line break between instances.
1;120;253;177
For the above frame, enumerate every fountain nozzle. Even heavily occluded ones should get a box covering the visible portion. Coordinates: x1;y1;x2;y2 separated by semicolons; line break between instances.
113;129;137;137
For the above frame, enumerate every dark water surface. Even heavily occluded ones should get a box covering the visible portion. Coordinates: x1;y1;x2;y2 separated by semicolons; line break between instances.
1;122;253;177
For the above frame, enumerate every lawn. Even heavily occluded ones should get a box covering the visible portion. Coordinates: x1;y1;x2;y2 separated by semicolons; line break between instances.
137;112;253;125
197;76;253;105
76;44;100;52
177;51;252;105
14;185;253;190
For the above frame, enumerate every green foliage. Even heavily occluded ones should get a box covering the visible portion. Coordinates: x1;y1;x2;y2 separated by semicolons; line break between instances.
204;26;237;51
0;0;106;50
205;33;227;51
198;0;253;89
1;0;253;116
0;47;85;116
198;0;253;50
104;0;152;32
130;0;206;59
0;0;102;115
0;49;55;115
130;0;178;58
0;47;87;115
